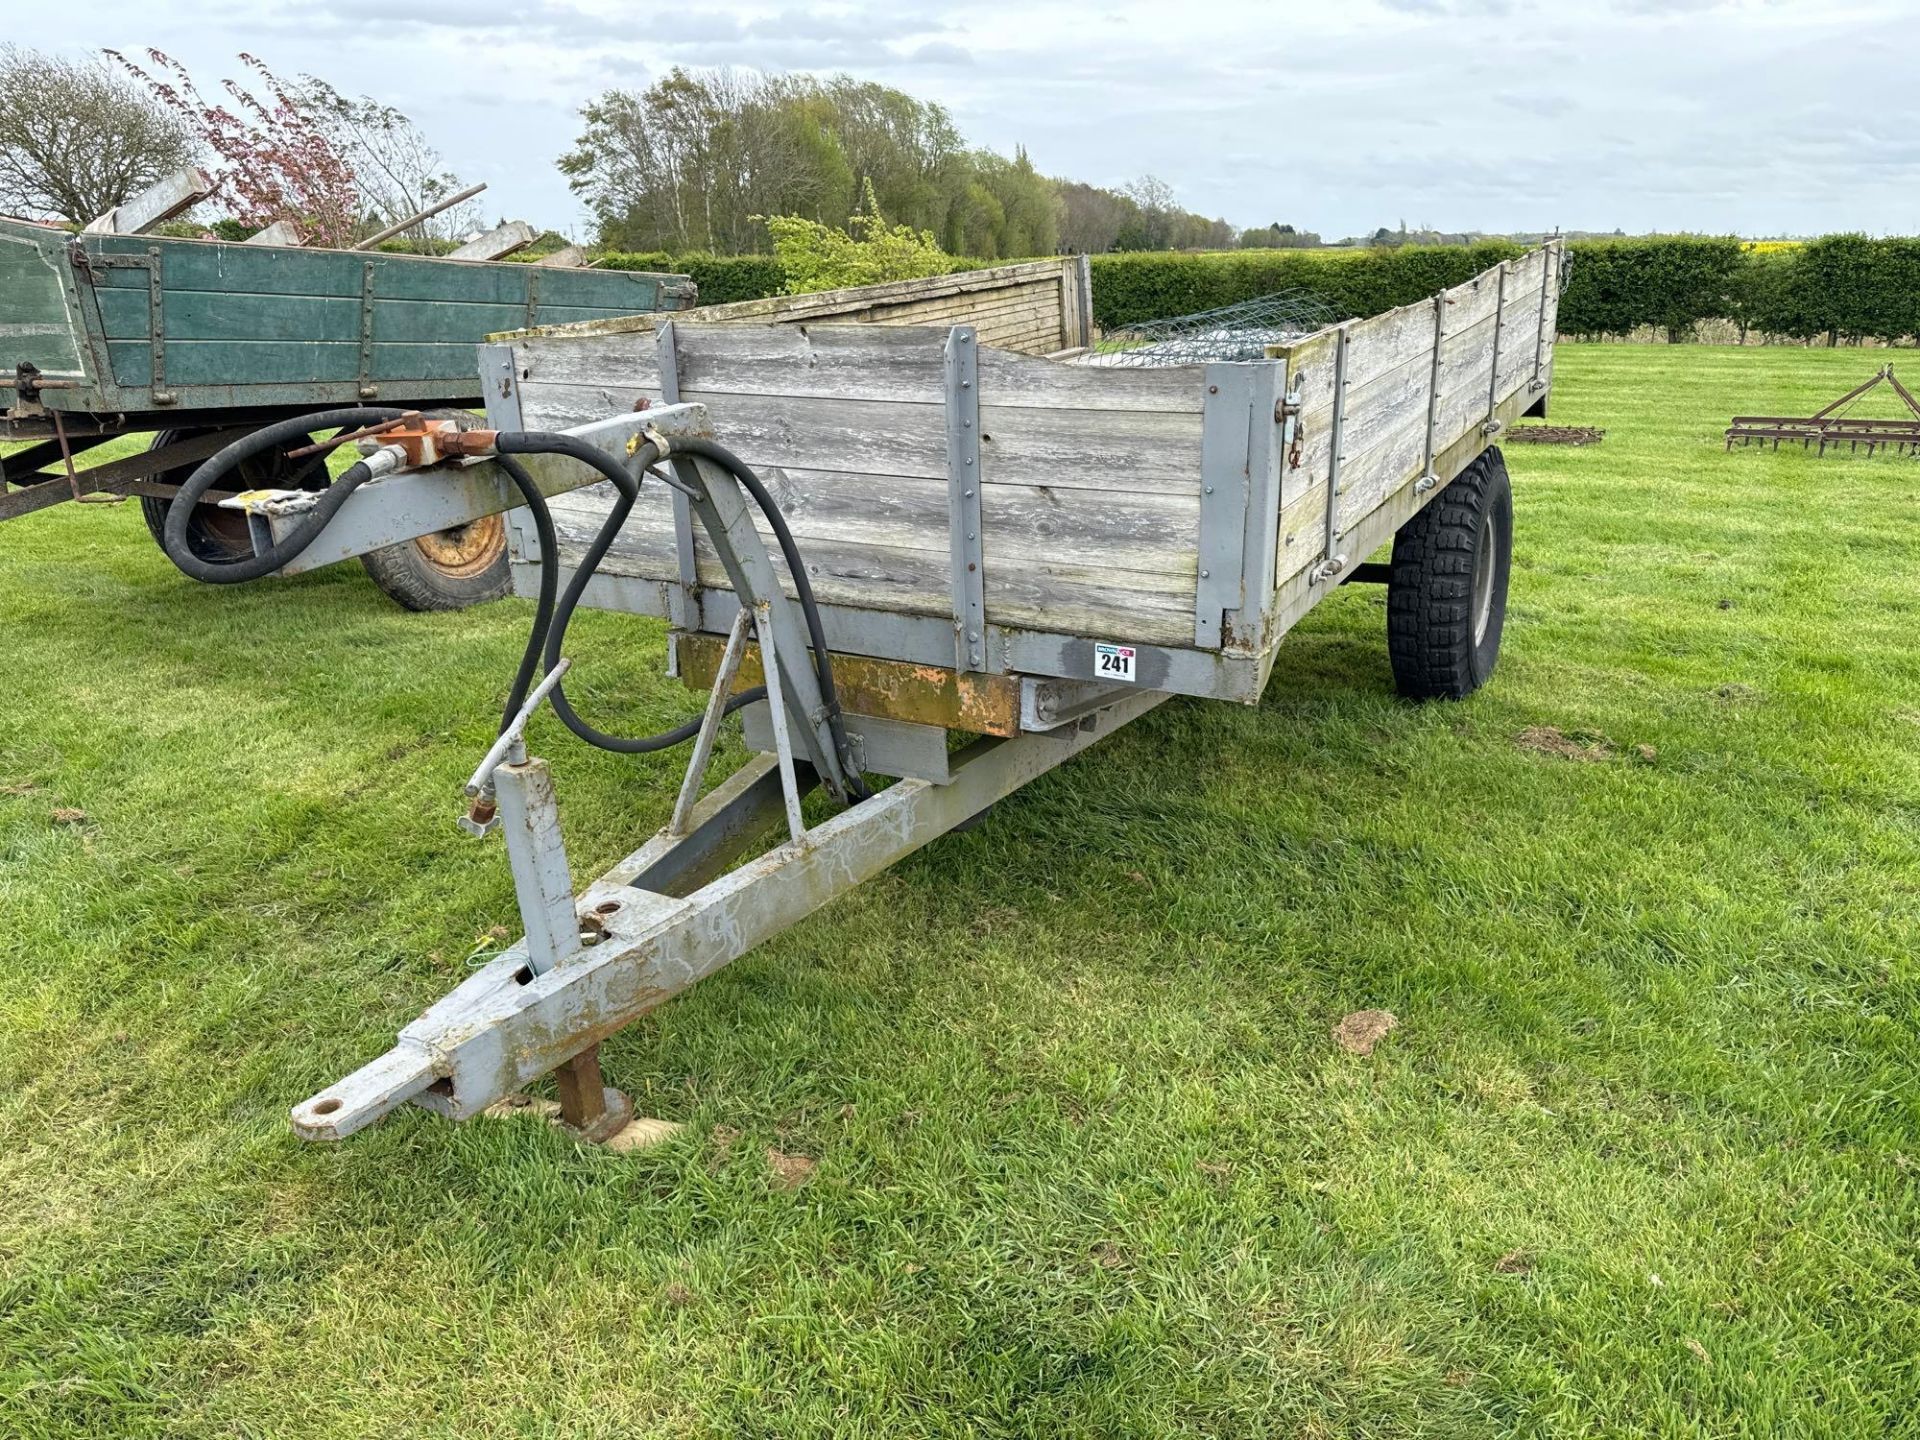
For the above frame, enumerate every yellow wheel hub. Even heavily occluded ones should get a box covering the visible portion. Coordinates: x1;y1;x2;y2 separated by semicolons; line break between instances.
412;513;506;579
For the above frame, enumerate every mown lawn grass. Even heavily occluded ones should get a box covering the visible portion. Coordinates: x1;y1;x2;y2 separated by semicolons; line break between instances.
1;344;1915;1437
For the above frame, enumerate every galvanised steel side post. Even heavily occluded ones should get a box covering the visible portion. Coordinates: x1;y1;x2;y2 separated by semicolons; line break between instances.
1485;260;1509;434
944;326;988;673
1416;290;1448;494
1194;364;1255;648
1311;325;1351;584
653;320;701;632
493;753;580;976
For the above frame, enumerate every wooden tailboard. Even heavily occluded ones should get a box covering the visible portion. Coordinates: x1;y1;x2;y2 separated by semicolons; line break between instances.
500;257;1091;359
511;318;1213;647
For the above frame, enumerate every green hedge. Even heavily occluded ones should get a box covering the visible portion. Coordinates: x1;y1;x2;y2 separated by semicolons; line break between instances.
1777;235;1920;343
1089;237;1753;339
1557;235;1920;342
596;250;997;306
596;251;784;306
1086;242;1525;330
596;236;1920;344
1553;237;1746;339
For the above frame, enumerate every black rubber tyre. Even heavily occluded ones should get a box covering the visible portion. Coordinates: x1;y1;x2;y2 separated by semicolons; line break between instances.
354;409;511;611
1386;446;1512;701
357;516;512;612
140;430;257;565
347;408;510;612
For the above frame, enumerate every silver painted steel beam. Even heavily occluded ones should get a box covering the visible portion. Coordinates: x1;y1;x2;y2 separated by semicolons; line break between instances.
267;407;693;575
290;688;1166;1141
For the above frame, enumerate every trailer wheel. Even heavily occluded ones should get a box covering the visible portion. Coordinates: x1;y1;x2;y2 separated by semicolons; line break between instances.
354;408;511;612
1385;446;1512;701
356;517;512;612
139;430;259;565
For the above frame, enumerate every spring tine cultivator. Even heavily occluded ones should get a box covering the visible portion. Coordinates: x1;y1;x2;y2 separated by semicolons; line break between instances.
1727;364;1920;456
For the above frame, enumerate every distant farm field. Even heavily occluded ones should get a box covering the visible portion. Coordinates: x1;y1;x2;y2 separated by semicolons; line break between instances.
1;345;1916;1437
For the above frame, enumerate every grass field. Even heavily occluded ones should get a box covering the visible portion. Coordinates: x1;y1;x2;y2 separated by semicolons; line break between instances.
2;345;1916;1437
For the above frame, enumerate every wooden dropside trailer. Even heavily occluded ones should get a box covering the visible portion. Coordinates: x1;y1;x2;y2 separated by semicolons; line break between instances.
495;246;1559;719
290;247;1563;1144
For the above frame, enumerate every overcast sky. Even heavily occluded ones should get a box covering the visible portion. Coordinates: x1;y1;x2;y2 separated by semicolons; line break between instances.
51;0;1920;240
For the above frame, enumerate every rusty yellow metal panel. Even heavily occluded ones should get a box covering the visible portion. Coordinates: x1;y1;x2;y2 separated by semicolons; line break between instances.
674;632;1023;737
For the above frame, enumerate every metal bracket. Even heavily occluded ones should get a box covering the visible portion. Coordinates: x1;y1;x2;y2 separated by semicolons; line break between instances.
1417;291;1447;491
668;609;751;836
78;250;170;403
219;486;319;558
1276;371;1306;463
358;259;378;400
944;327;987;672
524;267;543;329
658;410;855;802
1019;675;1135;731
144;246;170;404
478;342;536;581
1314;325;1351;585
753;603;810;842
1486;260;1509;431
1530;239;1554;393
1195;364;1256;647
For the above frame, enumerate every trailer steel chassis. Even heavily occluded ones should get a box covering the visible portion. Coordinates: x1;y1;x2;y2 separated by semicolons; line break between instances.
291;402;1157;1142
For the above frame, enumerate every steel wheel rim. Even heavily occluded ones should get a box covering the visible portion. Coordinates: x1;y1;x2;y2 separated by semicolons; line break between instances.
413;512;506;579
195;447;296;555
1471;511;1497;647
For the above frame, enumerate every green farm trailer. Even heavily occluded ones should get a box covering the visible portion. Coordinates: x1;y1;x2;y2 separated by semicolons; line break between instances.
0;217;693;608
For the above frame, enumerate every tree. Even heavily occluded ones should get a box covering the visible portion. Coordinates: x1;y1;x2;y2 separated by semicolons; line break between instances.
1123;174;1178;248
564;69;1233;261
763;177;951;292
0;45;197;222
962;147;1058;259
563;68;844;254
565;67;1049;260
112;50;360;245
297;79;478;243
1053;179;1142;254
1240;222;1321;250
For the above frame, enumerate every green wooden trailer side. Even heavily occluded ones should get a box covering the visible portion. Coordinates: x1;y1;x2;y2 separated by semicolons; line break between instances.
0;218;694;424
0;219;693;606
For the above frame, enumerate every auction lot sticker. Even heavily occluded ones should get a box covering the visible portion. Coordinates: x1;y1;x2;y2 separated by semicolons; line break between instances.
1094;642;1137;682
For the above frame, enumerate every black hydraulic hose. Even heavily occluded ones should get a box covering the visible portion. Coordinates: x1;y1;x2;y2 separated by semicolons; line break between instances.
501;452;763;749
493;453;559;730
662;436;873;799
497;430;871;797
160;412;867;797
498;430;761;753
663;436;857;757
160;406;410;583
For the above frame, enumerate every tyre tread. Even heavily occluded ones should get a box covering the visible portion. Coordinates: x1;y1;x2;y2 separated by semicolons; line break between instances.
1386;447;1510;701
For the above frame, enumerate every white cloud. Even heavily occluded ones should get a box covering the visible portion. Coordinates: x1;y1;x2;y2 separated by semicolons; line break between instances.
49;0;1920;239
